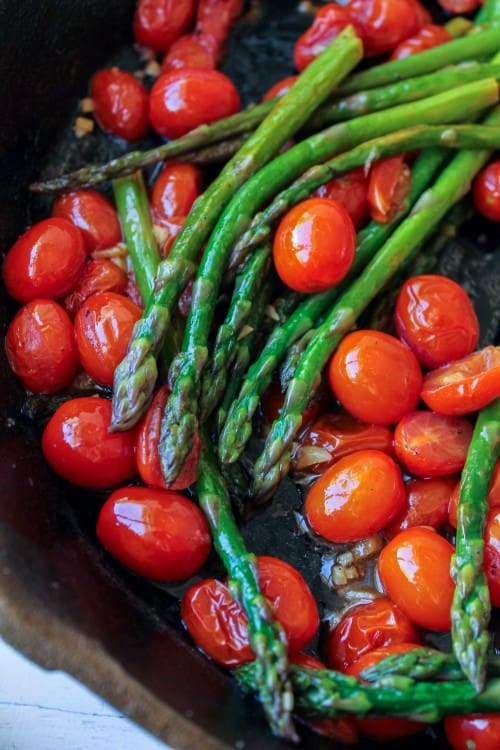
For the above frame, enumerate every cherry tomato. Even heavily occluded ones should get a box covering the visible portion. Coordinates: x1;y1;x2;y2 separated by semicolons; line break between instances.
325;597;420;671
395;274;480;369
74;291;142;387
448;460;500;528
136;384;200;490
293;4;354;72
96;486;211;582
347;0;424;57
421;346;500;416
394;410;473;477
161;33;218;72
445;714;500;750
133;0;196;53
437;0;481;14
384;475;456;539
3;217;86;303
473;160;500;222
90;68;150;142
377;526;455;631
196;0;244;43
293;412;394;474
150;162;203;226
367;155;411;223
315;167;370;230
484;508;500;607
149;68;241;140
272;198;356;293
41;397;138;489
262;75;298;102
52;190;121;253
5;299;79;394
305;449;405;543
328;330;422;425
390;23;453;60
62;259;128;318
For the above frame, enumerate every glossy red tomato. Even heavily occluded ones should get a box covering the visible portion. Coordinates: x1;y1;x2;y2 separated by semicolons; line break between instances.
305;449;405;543
293;412;394;474
5;299;79;394
52;189;121;253
390;23;453;60
473;160;500;222
448;460;500;528
395;274;480;369
438;0;481;14
3;217;86;303
150;162;203;226
484;508;500;607
384;475;456;539
328;330;422;425
325;597;420;671
445;714;500;750
133;0;196;53
421;346;500;416
62;259;128;318
378;526;455;631
74;291;142;387
196;0;244;43
315;167;370;230
136;384;200;490
347;0;424;57
96;486;211;582
394;410;473;477
272;198;356;293
161;33;218;72
90;68;150;142
367;155;411;223
262;75;298;102
149;68;240;140
41;397;138;489
293;4;354;71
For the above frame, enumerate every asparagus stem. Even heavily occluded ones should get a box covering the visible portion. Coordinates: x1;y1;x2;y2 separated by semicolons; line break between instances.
452;398;500;692
476;0;500;23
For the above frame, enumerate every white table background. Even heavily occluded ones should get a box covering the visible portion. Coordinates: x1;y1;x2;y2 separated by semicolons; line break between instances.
0;637;173;750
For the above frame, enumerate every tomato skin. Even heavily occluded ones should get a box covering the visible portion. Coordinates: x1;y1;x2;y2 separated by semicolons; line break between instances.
293;4;354;72
90;68;150;142
384;475;456;539
421;346;500;416
394;410;473;477
272;198;356;293
150;162;203;226
390;23;453;60
96;485;211;582
484;508;500;607
328;330;422;425
52;190;121;253
395;274;479;369
305;449;405;543
161;33;218;72
262;75;298;102
315;167;370;230
3;217;86;303
5;299;79;394
41;397;138;489
347;0;423;57
325;597;420;672
133;0;196;53
473;161;500;222
378;526;455;631
136;384;200;490
449;460;500;528
74;291;142;387
367;155;411;224
445;714;500;750
438;0;481;14
62;259;128;318
149;68;241;140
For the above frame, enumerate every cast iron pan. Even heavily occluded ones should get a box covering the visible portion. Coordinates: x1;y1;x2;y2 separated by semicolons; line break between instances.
0;1;499;748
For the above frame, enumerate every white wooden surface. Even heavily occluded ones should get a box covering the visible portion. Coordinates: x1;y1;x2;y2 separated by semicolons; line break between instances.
0;637;173;750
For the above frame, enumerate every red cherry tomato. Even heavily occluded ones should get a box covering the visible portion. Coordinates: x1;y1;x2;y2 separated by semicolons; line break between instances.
445;714;500;750
421;346;500;416
395;274;480;369
390;23;453;60
473;160;500;222
394;410;473;477
272;198;356;293
96;485;211;582
150;162;203;226
5;299;79;394
41;397;138;489
3;217;86;303
448;460;500;528
293;412;394;474
90;68;150;142
325;597;420;672
305;449;405;543
384;475;456;539
484;508;500;607
74;291;142;387
149;68;241;140
367;155;411;223
133;0;196;53
315;167;370;230
52;190;121;253
293;4;354;72
347;0;423;57
62;259;128;318
328;330;422;425
161;33;218;72
262;75;298;102
196;0;244;43
136;384;200;490
437;0;481;14
378;526;455;631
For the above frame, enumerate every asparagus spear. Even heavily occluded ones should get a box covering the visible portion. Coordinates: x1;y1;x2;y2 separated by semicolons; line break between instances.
452;398;500;692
